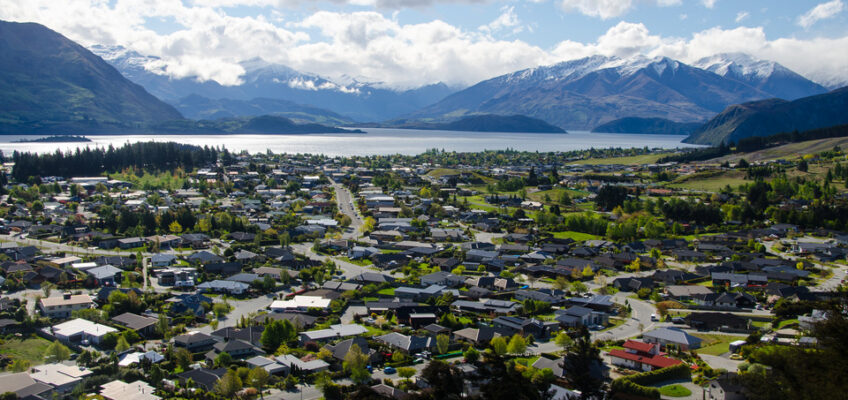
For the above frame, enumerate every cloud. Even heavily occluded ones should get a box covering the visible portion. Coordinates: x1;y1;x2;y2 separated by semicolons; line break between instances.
479;6;522;34
735;11;749;23
798;0;844;28
557;0;681;20
701;0;717;8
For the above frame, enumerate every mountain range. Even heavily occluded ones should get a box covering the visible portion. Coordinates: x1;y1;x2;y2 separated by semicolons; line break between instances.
409;54;828;131
685;87;848;145
591;117;702;135
91;45;456;123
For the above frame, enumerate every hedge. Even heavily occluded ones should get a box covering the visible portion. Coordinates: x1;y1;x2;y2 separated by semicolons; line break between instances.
611;364;691;400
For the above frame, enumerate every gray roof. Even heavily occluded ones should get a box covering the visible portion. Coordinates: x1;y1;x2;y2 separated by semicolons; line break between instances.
643;327;703;347
87;265;123;280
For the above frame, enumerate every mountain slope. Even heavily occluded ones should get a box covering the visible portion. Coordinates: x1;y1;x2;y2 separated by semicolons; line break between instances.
410;55;774;130
174;94;354;125
152;115;361;134
591;117;701;135
363;114;565;133
0;21;182;133
694;53;827;101
91;46;456;122
684;87;848;145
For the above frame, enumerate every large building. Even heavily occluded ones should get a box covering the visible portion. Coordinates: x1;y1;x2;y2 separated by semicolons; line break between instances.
39;293;95;319
49;318;118;345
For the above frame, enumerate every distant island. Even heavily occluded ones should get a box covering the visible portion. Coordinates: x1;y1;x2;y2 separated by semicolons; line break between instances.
357;114;566;133
592;117;702;135
14;135;92;143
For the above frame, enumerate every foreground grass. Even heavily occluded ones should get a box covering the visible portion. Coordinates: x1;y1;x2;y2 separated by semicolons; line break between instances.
659;384;692;397
693;334;747;356
0;336;53;366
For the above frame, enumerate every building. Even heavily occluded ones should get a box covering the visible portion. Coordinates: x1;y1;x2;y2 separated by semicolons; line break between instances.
299;324;368;343
196;280;249;295
275;354;329;373
642;327;703;350
707;373;747;400
39;293;94;318
0;373;52;399
30;363;93;393
173;332;217;352
100;380;161;400
112;312;159;337
608;340;682;371
49;318;118;345
270;296;332;312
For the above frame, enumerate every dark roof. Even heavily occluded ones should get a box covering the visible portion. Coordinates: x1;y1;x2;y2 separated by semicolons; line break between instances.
111;312;157;331
176;368;226;391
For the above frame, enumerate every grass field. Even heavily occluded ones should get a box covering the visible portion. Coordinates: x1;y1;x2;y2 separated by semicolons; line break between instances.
659;384;692;397
551;231;602;241
776;319;799;329
377;287;396;296
668;170;748;192
0;336;54;366
527;188;590;203
711;137;848;164
572;153;668;165
693;334;747;356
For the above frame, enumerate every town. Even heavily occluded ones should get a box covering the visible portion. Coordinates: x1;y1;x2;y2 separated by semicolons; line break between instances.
0;142;846;400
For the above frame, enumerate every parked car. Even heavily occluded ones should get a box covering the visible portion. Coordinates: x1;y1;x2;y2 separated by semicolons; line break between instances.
650;314;658;321
383;366;397;374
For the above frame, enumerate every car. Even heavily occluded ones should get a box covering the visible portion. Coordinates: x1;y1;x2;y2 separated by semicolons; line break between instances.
383;366;397;374
366;365;373;372
671;317;685;324
414;358;425;364
589;324;604;331
729;354;743;360
650;313;658;321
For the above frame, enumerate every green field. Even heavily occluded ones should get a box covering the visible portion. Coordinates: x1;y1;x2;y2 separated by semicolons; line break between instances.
377;287;396;296
527;188;590;203
571;153;668;165
0;336;54;366
693;334;747;356
551;231;602;241
659;384;692;397
668;170;748;192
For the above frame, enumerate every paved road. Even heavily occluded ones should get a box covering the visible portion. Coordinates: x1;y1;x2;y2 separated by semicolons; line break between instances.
0;234;192;258
290;243;374;280
329;180;364;241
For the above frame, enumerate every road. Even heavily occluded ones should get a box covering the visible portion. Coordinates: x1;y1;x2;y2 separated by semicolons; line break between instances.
329;180;365;241
0;234;192;258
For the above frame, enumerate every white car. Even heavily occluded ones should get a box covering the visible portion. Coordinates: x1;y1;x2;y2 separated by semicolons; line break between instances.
650;313;658;321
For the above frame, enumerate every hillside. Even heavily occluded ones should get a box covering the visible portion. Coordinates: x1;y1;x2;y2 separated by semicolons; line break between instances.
591;117;701;135
684;87;848;145
152;115;362;135
361;114;566;133
174;95;354;126
0;21;182;134
694;53;827;101
409;55;783;130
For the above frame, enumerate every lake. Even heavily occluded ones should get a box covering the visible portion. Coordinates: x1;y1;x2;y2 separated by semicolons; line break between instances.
0;128;701;156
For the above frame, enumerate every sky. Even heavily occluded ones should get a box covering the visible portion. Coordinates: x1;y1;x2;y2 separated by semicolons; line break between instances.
1;0;847;89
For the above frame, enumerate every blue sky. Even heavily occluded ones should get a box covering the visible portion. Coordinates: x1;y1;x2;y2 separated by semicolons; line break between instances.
2;0;847;88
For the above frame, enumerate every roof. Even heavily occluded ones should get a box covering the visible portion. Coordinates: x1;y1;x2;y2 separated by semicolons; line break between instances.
87;265;123;280
100;380;161;400
0;373;52;398
270;296;332;310
608;349;682;369
623;340;656;353
275;354;330;371
300;324;367;341
197;280;249;291
30;363;93;387
643;327;703;347
112;312;158;331
40;294;93;308
51;318;117;338
666;285;714;297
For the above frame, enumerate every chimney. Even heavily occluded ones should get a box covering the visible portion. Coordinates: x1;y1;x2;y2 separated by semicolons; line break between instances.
63;292;72;300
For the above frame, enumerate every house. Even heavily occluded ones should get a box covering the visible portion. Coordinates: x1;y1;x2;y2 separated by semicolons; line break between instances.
206;339;264;361
275;354;329;373
665;285;714;300
452;326;509;346
642;327;703;350
608;340;682;371
375;332;435;354
324;337;378;363
492;316;550;338
187;251;224;265
197;280;249;295
612;277;655;292
686;313;749;332
420;271;465;287
117;351;165;367
99;380;160;400
167;293;212;319
348;246;380;260
299;324;368;343
30;363;93;393
0;372;52;399
48;318;118;345
173;332;217;352
175;368;226;391
554;306;608;328
270;296;332;312
39;293;94;318
86;265;123;286
211;326;265;346
451;299;520;315
707;373;747;400
246;355;289;375
372;383;409;400
112;312;159;337
118;237;147;250
151;253;177;267
204;262;242;277
394;285;447;301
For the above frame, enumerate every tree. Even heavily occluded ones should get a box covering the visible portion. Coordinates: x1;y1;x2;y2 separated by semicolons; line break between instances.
561;326;605;399
44;340;71;363
115;335;131;353
212;302;231;318
463;347;480;363
490;336;507;356
506;334;527;355
553;276;569;290
215;369;243;397
215;351;233;368
7;359;31;372
797;159;808;172
172;347;192;370
418;360;465;399
436;334;450;354
554;332;573;352
248;367;270;398
41;282;54;298
343;344;370;384
169;220;183;234
581;265;594;278
398;367;416;382
571;281;587;293
261;319;296;352
156;313;169;339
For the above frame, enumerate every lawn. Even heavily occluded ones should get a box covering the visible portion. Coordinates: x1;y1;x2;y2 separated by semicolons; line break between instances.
377;287;396;296
667;171;748;192
776;319;799;329
0;336;54;366
339;257;373;266
659;384;692;397
527;188;590;203
551;231;602;241
693;334;747;356
571;153;667;165
512;356;540;367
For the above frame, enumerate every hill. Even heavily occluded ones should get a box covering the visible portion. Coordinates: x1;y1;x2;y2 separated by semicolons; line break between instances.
409;55;787;130
174;95;354;126
0;21;182;134
361;114;566;133
152;115;362;135
684;87;848;145
591;117;701;135
693;53;827;101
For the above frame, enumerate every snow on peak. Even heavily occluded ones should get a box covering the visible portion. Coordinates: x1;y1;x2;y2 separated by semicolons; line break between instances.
694;53;780;81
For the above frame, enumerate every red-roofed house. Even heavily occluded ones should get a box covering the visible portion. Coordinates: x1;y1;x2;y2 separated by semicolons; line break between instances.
608;340;682;372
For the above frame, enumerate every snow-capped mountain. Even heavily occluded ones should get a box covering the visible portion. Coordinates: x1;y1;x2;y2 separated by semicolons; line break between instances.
89;45;456;122
411;54;782;130
694;53;827;100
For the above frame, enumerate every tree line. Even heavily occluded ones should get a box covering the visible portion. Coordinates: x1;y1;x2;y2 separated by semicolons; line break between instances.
11;141;219;181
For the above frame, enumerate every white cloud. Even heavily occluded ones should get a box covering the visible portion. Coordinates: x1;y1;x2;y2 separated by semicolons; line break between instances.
798;0;844;28
479;6;522;34
557;0;681;20
701;0;717;8
735;11;749;23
